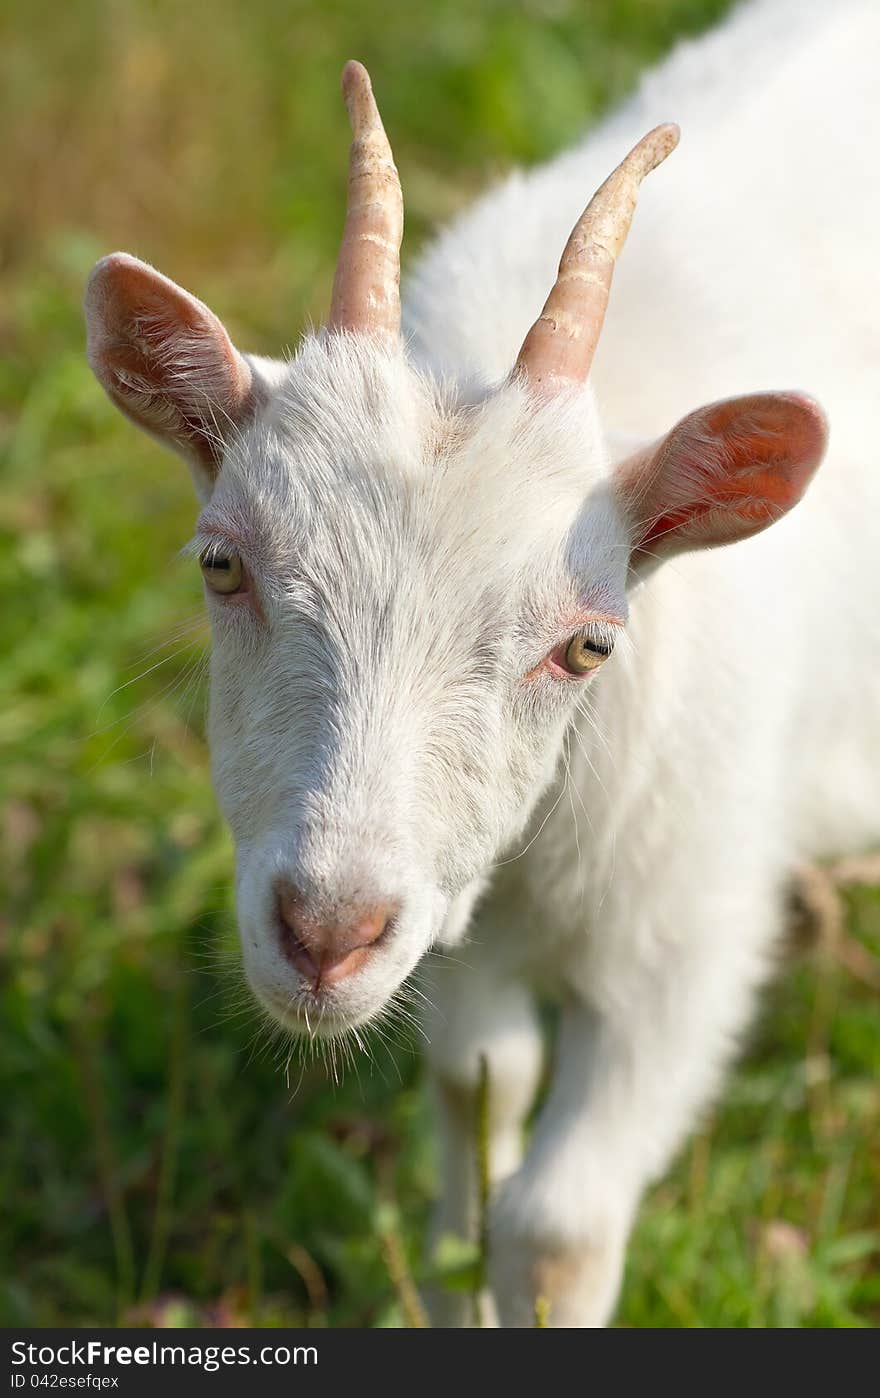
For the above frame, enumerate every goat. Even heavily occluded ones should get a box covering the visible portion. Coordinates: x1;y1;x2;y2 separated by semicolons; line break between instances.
84;0;880;1326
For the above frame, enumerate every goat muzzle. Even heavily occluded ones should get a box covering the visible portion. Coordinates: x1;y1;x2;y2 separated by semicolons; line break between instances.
275;880;395;990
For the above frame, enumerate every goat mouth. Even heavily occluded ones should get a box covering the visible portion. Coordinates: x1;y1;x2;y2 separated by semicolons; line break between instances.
255;980;381;1039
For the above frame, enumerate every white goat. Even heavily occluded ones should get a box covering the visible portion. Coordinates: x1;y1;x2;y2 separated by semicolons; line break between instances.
84;0;880;1327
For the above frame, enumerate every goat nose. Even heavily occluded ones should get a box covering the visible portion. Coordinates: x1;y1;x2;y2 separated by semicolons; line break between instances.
274;881;393;989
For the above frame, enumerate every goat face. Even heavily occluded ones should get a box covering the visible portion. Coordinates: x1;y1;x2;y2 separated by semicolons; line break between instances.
197;336;627;1034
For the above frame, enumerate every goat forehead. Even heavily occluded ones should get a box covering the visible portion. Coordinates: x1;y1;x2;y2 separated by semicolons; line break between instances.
262;334;436;480
209;337;624;618
215;445;620;614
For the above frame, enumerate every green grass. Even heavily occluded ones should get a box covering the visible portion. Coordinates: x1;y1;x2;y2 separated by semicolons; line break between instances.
2;0;878;1329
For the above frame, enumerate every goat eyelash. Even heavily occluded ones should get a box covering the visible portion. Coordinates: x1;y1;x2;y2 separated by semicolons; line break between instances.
184;531;246;562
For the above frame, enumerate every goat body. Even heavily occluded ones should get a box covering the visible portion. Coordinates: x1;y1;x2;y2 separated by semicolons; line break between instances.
85;0;880;1325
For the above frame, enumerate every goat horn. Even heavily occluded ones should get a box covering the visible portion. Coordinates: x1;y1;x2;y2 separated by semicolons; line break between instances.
327;60;403;340
514;123;680;394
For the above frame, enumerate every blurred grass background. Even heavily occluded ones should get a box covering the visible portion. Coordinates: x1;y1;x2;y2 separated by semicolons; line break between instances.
2;0;878;1328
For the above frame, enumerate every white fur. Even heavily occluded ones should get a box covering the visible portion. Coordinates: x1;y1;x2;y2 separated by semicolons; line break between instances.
88;0;880;1326
407;0;880;1324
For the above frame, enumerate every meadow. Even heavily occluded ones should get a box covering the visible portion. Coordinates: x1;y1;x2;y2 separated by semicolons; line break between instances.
1;0;878;1327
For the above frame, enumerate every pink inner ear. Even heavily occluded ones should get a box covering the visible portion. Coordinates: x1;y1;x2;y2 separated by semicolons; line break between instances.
625;392;828;555
85;253;254;472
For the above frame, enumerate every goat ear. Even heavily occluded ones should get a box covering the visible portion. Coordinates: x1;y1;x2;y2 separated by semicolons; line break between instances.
617;392;828;566
84;253;257;499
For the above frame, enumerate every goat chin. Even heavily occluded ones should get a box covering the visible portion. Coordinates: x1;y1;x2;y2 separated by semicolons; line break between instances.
243;948;421;1041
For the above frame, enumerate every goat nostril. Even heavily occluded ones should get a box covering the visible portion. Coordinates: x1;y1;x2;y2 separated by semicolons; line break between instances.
352;907;393;949
275;882;317;983
285;933;321;984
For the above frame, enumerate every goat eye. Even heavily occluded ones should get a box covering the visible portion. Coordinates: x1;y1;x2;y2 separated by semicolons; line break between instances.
563;632;613;675
200;550;243;594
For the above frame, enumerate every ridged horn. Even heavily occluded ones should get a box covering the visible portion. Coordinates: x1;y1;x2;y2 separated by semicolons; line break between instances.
514;123;680;393
327;61;403;339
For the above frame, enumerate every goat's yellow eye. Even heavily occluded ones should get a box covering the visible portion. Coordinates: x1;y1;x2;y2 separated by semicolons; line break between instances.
200;550;243;594
564;632;613;674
